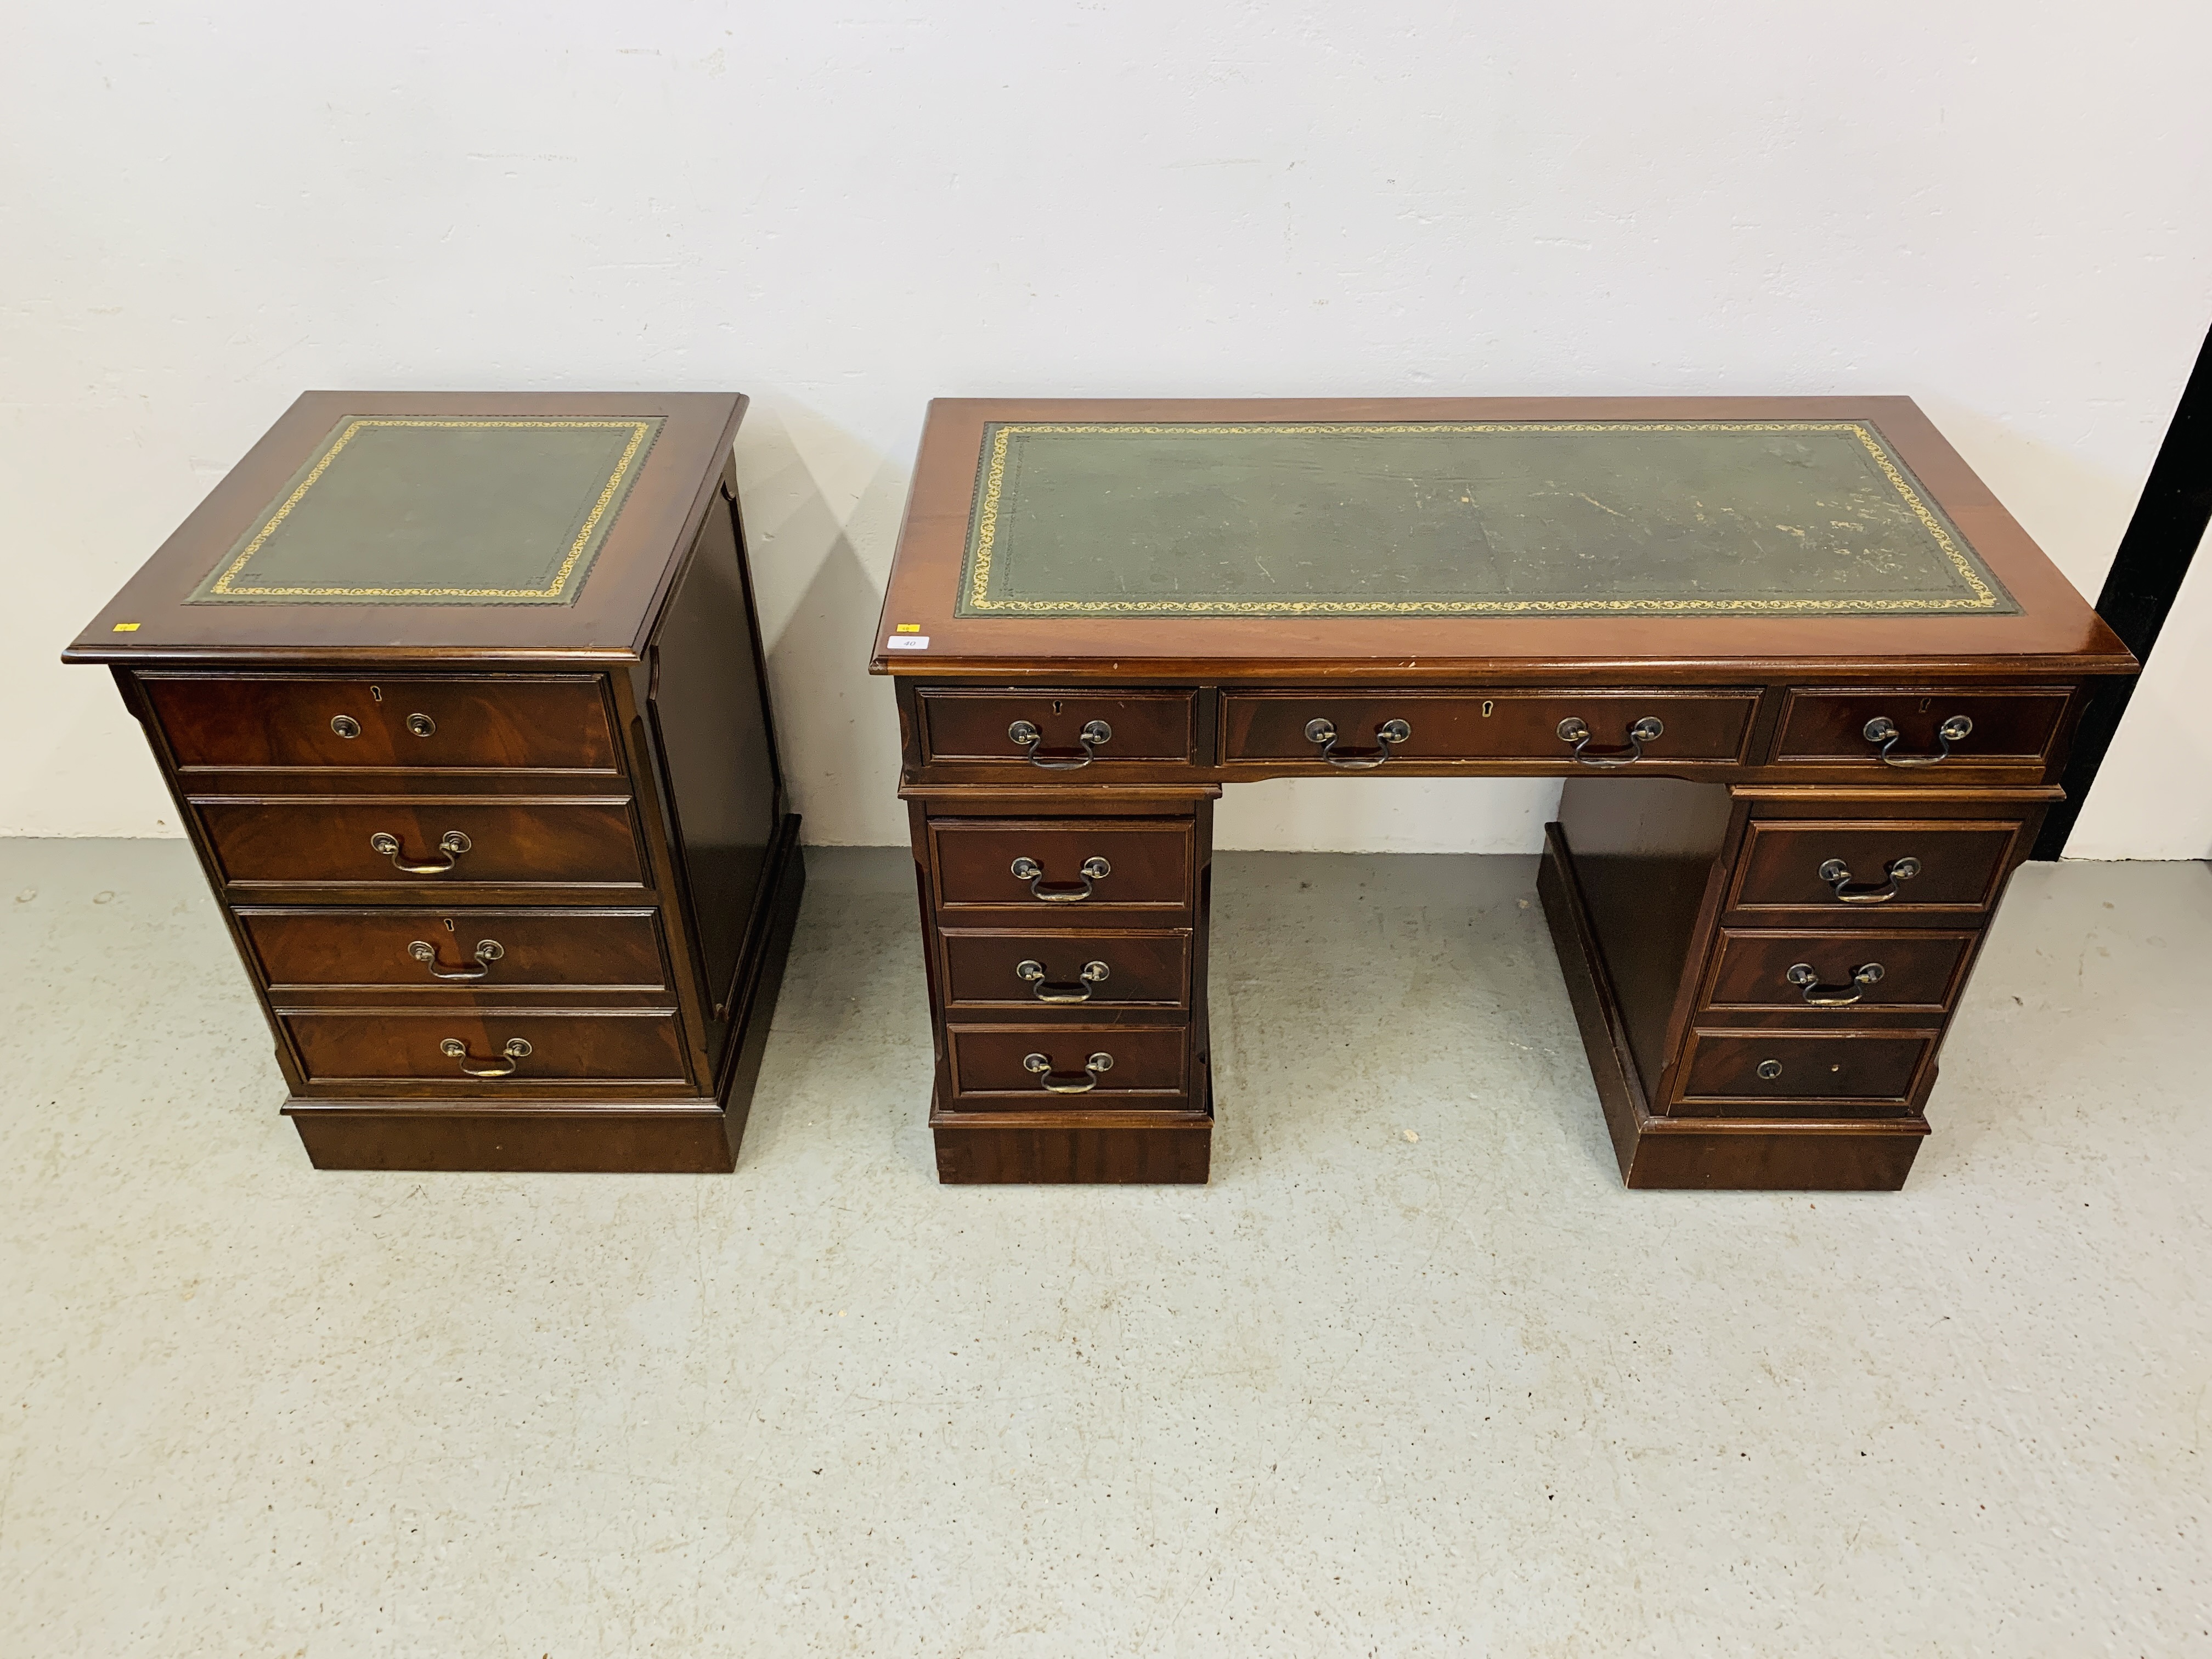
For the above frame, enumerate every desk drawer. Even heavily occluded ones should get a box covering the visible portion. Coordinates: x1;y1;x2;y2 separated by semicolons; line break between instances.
1772;687;2069;772
941;930;1190;1011
948;1026;1190;1106
1675;1029;1936;1114
1728;820;2021;917
143;674;618;772
284;1010;689;1086
239;907;668;992
1221;690;1757;766
930;820;1194;919
1700;929;1976;1015
198;798;646;889
918;691;1195;765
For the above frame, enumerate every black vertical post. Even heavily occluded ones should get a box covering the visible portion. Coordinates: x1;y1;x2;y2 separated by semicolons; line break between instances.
2034;321;2212;860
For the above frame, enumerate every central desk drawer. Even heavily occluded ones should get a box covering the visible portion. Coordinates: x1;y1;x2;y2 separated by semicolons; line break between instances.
1221;690;1758;766
948;1026;1190;1105
1728;820;2021;917
143;673;619;772
197;798;646;889
283;1010;690;1086
941;930;1190;1011
930;820;1194;921
238;907;669;992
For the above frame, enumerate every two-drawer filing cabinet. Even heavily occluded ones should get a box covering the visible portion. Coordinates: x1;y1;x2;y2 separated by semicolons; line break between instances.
65;391;804;1172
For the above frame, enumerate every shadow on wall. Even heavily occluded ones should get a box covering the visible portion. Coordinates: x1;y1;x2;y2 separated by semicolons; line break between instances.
728;398;912;847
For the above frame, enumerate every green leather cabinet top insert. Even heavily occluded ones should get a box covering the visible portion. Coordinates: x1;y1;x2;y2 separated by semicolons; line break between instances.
189;415;664;606
956;420;2019;618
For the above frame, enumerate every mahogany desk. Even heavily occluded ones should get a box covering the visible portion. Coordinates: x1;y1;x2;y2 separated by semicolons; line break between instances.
872;398;2135;1190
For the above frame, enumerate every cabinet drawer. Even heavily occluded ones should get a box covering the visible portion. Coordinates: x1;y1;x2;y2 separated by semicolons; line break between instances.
1675;1029;1936;1114
1728;820;2021;917
918;691;1195;765
947;1025;1190;1105
198;798;646;889
1700;929;1976;1015
143;674;618;772
283;1010;689;1086
1771;687;2069;772
1221;690;1757;766
940;930;1190;1011
930;820;1194;920
238;907;668;992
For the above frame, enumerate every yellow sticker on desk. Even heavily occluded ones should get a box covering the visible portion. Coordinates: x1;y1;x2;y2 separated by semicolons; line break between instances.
112;622;140;631
894;624;921;633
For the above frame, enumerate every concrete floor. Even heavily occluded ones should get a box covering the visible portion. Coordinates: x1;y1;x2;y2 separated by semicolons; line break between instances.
1;840;2206;1657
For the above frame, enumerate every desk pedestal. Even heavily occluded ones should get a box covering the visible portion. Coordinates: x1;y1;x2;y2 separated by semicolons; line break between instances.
905;768;2047;1190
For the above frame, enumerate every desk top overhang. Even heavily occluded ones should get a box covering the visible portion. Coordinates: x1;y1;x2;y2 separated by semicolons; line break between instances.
874;397;2134;683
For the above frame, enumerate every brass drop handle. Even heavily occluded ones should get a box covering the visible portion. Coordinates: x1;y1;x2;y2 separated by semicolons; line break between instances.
1864;714;1971;768
370;830;472;874
409;938;505;980
1015;958;1110;1003
441;1035;530;1077
1786;960;1885;1007
1011;855;1110;903
407;712;437;738
1008;718;1111;769
1756;1059;1784;1081
1558;715;1664;767
1024;1051;1113;1093
1305;716;1411;769
330;714;361;739
1819;855;1920;904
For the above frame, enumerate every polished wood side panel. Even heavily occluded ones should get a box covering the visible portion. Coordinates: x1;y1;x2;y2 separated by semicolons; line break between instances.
283;1009;690;1086
646;484;783;1027
940;930;1191;1011
238;906;669;992
1221;689;1759;765
143;673;619;772
1771;686;2070;770
196;797;646;889
919;690;1197;764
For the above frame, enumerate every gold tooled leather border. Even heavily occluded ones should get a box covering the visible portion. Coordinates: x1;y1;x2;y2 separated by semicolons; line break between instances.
958;421;2014;617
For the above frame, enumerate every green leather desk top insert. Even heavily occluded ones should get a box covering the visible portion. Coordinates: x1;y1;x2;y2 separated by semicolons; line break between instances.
189;415;663;606
956;421;2018;617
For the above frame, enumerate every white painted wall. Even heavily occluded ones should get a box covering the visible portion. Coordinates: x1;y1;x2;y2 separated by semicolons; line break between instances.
4;1;2208;856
